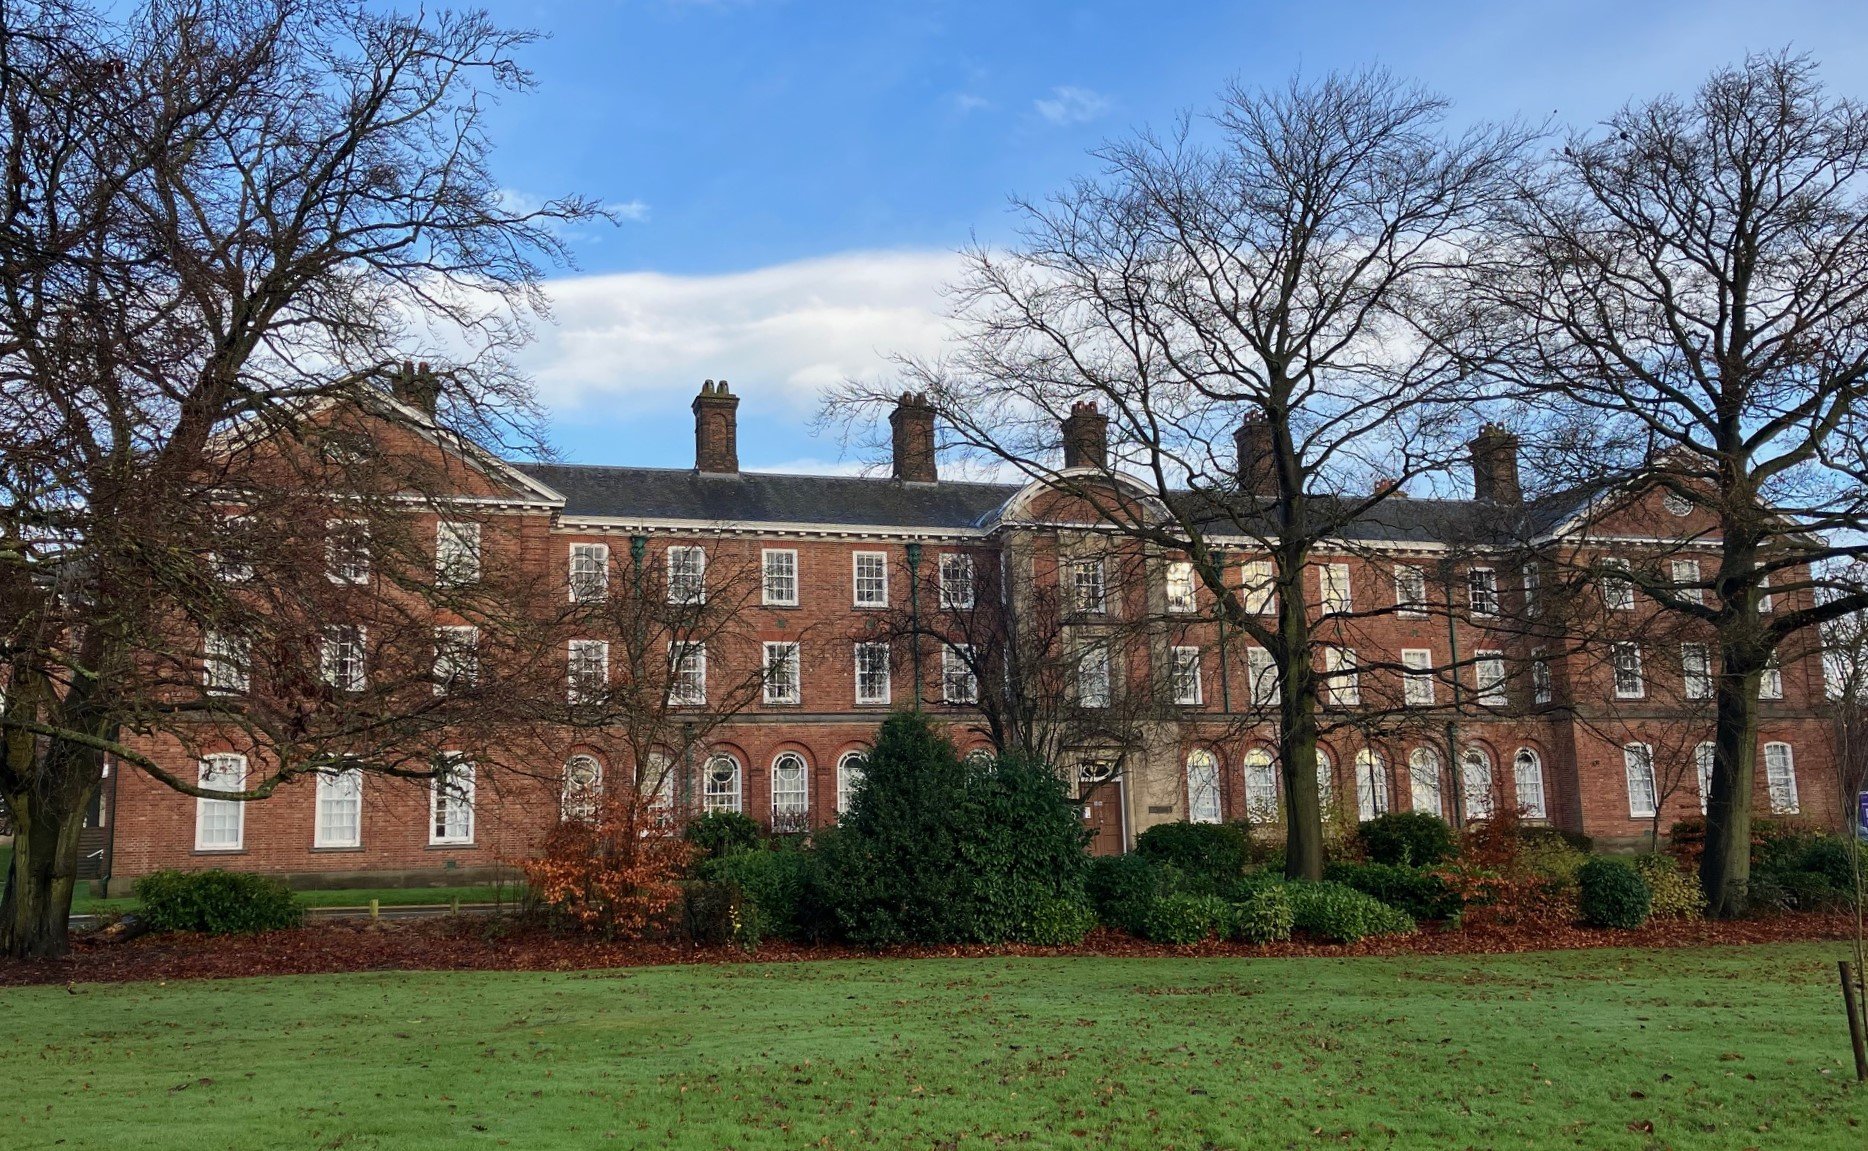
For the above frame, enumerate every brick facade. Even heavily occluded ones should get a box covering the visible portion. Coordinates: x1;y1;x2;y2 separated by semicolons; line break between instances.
102;384;1848;886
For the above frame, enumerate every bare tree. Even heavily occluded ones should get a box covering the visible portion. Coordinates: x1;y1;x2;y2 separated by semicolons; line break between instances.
825;70;1528;878
0;0;600;957
1822;562;1868;829
1477;53;1868;915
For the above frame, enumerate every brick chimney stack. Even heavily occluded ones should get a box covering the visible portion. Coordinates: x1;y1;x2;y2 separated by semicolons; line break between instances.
392;360;440;415
1471;424;1521;504
693;379;740;474
889;392;938;483
1234;412;1277;497
1061;401;1109;470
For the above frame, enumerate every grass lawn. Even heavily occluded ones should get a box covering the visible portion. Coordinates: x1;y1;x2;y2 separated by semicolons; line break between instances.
4;944;1865;1149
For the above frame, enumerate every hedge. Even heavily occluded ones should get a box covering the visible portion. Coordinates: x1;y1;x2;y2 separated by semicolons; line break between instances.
134;870;304;935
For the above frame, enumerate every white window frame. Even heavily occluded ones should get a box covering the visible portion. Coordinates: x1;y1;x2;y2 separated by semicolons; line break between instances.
321;625;367;692
1316;749;1335;815
1695;741;1716;814
1170;646;1202;706
214;514;255;583
771;752;810;826
1320;563;1352;616
1623;743;1657;819
1475;651;1507;707
1513;748;1547;820
435;521;482;588
1612;642;1646;699
562;755;602;821
1531;648;1553;705
195;754;246;851
204;630;250;695
668;642;707;706
433;625;480;695
1601;558;1635;611
666;545;707;606
1394;565;1427;617
762;548;799;607
568;639;610;705
1242;748;1278;822
1165;561;1197;614
1186;750;1222;824
1243;560;1276;615
1682;643;1712;700
1764;742;1799;814
1325;646;1360;707
703;753;742;814
430;756;475;846
1758;653;1783;701
1522;563;1541;618
763;641;802;705
836;751;867;814
1355;749;1389;821
1076;642;1111;709
1467;567;1499;617
854;642;892;705
941;644;978;705
1402;648;1434;707
325;518;371;585
569;543;610;603
1408;747;1443;818
1757;576;1774;613
1071;559;1107;615
939;552;975;610
315;765;364;848
1670;558;1702;605
853;551;889;608
1247;646;1279;708
1462;747;1494;819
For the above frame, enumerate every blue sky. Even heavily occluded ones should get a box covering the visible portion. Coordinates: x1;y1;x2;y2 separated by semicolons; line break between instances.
473;0;1868;471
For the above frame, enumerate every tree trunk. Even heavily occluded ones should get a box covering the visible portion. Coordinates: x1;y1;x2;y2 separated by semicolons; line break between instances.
1277;568;1325;882
0;773;97;960
1700;650;1763;919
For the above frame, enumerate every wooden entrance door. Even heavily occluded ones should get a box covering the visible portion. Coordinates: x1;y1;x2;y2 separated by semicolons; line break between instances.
1081;780;1125;856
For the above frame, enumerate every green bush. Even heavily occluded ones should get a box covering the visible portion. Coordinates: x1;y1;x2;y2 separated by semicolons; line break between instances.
678;879;750;946
1086;854;1178;934
1323;861;1462;921
1230;884;1295;943
702;845;830;944
1023;896;1098;946
816;716;1089;945
1134;822;1251;884
133;870;304;935
1287;881;1416;943
1519;836;1590;884
1357;812;1458;867
1770;869;1851;912
1793;837;1865;897
685;811;763;859
1577;858;1651;929
1633;855;1704;919
1143;893;1232;944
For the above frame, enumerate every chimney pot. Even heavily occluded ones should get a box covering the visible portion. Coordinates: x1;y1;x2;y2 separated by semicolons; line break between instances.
1061;401;1109;470
1234;411;1276;497
1471;424;1522;504
889;392;938;482
391;359;440;415
693;377;741;473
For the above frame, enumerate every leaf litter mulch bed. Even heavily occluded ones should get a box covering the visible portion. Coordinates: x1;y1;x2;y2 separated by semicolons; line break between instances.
2;910;1860;987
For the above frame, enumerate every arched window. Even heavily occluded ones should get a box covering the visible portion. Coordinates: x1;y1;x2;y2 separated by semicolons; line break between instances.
1355;749;1389;820
1408;748;1442;818
1243;748;1279;823
836;751;867;815
1186;750;1222;824
703;753;742;814
1315;749;1334;815
1693;742;1715;813
1764;742;1799;814
771;752;810;831
562;754;602;820
1513;749;1547;820
1462;747;1494;819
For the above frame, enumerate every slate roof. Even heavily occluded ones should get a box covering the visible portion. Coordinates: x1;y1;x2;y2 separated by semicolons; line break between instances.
511;462;1597;544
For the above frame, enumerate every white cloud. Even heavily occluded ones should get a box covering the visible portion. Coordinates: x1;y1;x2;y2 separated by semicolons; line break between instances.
951;92;992;114
1034;85;1111;125
519;249;963;418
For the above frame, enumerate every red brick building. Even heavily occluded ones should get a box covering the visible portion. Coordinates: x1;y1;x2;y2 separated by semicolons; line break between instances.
99;381;1845;887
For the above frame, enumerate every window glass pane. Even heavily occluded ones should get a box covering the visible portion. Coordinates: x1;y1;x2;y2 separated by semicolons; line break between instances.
315;767;362;848
1187;751;1221;823
1243;749;1278;823
1408;748;1442;817
1513;750;1546;819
